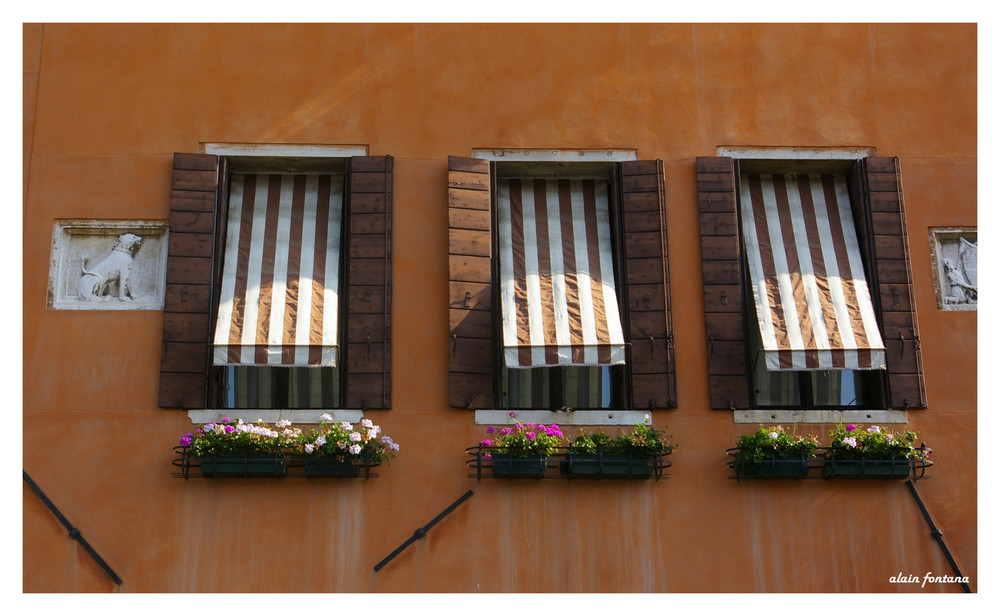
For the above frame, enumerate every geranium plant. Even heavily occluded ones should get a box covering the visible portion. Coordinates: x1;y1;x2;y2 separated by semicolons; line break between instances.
295;413;400;465
179;417;302;457
827;424;925;460
736;425;819;464
570;419;675;458
479;412;567;459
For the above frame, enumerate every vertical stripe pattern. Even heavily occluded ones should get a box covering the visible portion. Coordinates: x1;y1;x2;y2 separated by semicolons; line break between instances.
740;172;885;371
498;178;625;368
213;173;344;366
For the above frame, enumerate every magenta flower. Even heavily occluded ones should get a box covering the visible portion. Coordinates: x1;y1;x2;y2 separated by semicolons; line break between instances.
222;417;231;423
480;439;493;447
500;427;513;436
224;425;236;433
525;432;536;440
179;433;192;447
509;411;516;418
846;424;856;432
486;426;495;433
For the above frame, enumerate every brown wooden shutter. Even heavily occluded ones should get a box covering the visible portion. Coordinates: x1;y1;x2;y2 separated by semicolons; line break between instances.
620;159;676;408
448;156;494;409
343;155;393;410
697;156;750;409
158;153;221;409
850;156;926;409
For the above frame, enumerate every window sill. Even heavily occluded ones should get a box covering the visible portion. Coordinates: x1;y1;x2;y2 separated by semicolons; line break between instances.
187;409;364;425
733;409;908;424
474;409;651;426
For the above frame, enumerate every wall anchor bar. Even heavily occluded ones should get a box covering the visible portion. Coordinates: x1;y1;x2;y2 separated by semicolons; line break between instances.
23;470;123;586
906;479;971;592
374;489;473;572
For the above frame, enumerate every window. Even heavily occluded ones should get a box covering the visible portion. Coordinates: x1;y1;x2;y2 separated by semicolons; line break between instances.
158;150;393;411
697;154;925;412
448;153;676;412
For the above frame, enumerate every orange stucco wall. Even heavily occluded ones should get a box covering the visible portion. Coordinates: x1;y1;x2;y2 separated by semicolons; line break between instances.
23;23;977;593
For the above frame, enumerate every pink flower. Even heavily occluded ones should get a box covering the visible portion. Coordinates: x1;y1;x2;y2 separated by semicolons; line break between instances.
480;439;493;447
486;426;495;433
846;424;857;432
525;432;536;440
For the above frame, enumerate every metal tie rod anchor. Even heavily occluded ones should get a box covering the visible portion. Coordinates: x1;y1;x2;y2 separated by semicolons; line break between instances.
374;490;473;572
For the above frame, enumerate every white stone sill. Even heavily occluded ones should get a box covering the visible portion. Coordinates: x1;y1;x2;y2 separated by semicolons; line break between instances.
474;409;651;426
733;409;909;424
187;409;363;425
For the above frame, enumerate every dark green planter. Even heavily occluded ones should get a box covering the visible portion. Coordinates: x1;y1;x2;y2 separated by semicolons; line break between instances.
305;457;362;477
199;455;286;478
566;453;654;479
491;454;548;478
824;457;912;479
736;455;810;479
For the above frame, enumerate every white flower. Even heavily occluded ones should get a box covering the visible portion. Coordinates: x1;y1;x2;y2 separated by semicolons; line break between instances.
349;444;362;455
868;425;881;433
391;443;400;451
276;419;291;428
361;418;374;428
368;428;378;440
338;441;347;450
315;435;327;446
843;437;858;448
320;413;333;422
304;443;314;453
340;422;353;431
349;432;362;442
769;431;779;439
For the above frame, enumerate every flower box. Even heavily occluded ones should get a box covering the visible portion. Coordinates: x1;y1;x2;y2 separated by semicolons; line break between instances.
305;457;363;478
491;454;548;478
565;453;655;479
199;455;286;478
824;457;912;480
734;454;809;479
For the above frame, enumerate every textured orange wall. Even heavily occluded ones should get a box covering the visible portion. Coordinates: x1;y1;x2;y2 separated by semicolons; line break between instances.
23;23;976;593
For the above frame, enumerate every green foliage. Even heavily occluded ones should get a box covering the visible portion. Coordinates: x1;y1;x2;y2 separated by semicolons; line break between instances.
294;415;399;465
480;412;568;458
736;425;819;464
828;423;923;460
568;421;676;459
183;417;298;457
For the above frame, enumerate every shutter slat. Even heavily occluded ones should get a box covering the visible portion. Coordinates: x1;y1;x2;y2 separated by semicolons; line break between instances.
343;155;393;410
448;156;494;409
697;156;750;410
621;159;675;409
158;153;219;409
857;157;926;408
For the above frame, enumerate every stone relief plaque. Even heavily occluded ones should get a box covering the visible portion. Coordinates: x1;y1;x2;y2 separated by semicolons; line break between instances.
929;227;977;311
48;220;168;310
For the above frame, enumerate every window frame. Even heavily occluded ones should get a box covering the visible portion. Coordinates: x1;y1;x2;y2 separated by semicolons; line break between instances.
158;149;393;419
448;151;676;422
696;150;925;422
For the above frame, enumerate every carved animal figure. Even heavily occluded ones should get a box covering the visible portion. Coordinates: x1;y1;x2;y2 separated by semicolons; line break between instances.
78;233;144;301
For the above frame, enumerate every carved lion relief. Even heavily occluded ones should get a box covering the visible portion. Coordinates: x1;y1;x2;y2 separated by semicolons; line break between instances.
48;221;168;310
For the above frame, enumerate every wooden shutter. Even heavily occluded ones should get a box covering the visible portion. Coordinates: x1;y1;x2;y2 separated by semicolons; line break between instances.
158;153;222;409
697;156;750;409
448;156;494;409
850;156;926;409
620;159;676;408
343;155;393;410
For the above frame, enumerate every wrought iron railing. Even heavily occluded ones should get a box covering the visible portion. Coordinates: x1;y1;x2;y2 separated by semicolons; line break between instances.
725;445;933;481
171;446;382;479
465;446;673;480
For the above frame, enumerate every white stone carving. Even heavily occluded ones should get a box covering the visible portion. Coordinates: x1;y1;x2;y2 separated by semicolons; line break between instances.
49;220;168;310
929;227;977;311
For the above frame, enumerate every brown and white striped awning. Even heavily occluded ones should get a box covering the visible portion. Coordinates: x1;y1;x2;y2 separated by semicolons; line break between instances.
740;172;885;371
213;173;344;366
498;178;626;368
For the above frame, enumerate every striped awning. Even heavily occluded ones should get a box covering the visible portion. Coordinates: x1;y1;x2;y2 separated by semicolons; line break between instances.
213;173;344;366
497;177;626;368
740;172;886;371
